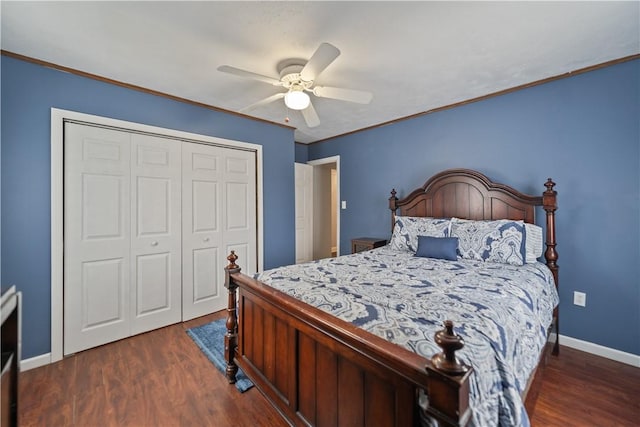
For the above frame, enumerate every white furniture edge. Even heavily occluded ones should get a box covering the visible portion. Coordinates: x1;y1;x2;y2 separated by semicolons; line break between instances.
1;285;17;324
1;286;22;371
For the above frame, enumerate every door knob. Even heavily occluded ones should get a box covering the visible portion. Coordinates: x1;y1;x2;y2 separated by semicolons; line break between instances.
151;241;158;246
203;237;210;242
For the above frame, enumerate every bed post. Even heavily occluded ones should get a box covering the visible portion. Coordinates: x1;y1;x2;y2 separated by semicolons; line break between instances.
389;189;398;235
425;321;473;426
542;178;560;355
224;251;240;383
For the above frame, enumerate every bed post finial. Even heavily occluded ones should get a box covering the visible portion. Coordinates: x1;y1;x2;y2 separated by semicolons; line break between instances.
544;178;555;194
425;320;472;426
227;250;238;269
431;320;469;376
224;251;241;384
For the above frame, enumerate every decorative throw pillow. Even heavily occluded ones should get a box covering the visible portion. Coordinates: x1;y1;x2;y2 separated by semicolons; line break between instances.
415;236;459;261
450;218;527;266
389;216;451;253
524;223;543;263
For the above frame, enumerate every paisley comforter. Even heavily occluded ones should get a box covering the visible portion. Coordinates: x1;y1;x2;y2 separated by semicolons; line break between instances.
255;246;558;426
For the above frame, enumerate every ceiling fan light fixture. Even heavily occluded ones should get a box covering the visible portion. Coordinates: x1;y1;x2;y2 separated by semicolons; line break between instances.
219;42;371;128
284;89;310;110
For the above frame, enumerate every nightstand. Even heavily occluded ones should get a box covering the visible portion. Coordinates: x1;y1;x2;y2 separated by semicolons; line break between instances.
351;237;387;254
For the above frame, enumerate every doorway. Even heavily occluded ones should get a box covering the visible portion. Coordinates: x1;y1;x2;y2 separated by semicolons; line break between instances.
295;156;340;263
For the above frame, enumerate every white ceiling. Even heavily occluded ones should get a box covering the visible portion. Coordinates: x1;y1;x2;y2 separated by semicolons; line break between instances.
2;1;638;143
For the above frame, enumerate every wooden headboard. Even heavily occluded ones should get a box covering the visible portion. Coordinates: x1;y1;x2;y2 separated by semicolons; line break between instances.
390;168;546;223
388;168;558;285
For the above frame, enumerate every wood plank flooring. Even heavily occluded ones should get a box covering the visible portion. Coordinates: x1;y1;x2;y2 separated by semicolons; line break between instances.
19;312;640;426
19;312;286;427
529;344;640;426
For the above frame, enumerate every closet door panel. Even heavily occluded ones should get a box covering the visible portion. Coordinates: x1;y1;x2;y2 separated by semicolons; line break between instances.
135;252;171;314
130;134;182;334
192;180;219;232
192;247;219;300
64;123;131;355
81;259;126;327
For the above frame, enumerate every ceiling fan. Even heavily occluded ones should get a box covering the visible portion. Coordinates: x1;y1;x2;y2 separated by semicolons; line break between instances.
217;43;373;128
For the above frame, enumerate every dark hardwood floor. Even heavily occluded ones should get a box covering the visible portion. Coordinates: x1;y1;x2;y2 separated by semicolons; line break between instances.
19;312;286;427
529;344;640;426
19;312;640;426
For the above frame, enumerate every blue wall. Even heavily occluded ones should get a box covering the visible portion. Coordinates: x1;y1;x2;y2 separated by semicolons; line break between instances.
295;142;309;163
1;55;296;359
309;59;640;356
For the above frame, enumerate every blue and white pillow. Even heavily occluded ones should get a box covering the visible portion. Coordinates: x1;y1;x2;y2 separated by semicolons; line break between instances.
450;218;527;266
389;216;451;253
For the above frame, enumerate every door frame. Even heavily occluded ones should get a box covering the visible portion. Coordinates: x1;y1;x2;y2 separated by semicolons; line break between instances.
307;155;340;257
50;108;264;364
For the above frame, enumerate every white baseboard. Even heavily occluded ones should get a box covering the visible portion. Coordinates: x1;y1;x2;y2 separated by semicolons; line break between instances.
551;334;640;368
20;352;51;371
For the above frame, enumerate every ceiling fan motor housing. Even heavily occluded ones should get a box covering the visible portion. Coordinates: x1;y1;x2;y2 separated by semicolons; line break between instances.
279;62;313;90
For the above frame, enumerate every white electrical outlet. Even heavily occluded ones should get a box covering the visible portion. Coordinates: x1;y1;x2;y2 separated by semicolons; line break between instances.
573;291;586;307
341;200;347;209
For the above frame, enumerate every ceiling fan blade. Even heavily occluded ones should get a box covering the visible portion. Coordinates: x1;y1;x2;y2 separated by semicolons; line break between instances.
239;92;285;113
300;43;340;82
217;65;282;86
313;86;373;104
301;101;320;128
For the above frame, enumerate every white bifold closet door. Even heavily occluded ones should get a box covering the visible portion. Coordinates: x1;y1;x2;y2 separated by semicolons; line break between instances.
129;133;182;335
64;124;134;354
181;142;256;321
64;122;256;355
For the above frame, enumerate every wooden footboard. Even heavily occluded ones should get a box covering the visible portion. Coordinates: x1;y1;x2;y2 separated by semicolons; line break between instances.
224;252;473;427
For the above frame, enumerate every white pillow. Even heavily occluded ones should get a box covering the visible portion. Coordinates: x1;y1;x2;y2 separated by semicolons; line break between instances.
524;223;544;263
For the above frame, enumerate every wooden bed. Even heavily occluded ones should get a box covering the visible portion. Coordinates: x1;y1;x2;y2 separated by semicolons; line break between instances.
223;168;558;427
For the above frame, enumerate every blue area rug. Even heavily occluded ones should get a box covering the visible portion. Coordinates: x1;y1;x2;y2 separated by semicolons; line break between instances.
187;318;254;392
